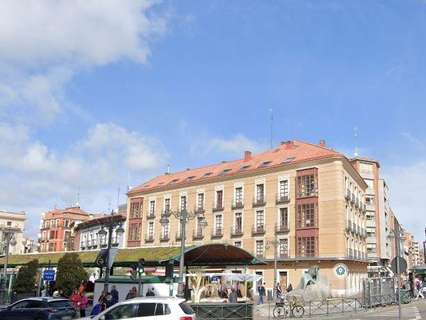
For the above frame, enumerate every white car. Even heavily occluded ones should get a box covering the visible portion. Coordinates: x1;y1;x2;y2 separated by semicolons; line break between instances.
81;296;196;320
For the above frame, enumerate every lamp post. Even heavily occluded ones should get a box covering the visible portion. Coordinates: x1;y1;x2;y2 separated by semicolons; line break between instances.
266;233;279;301
160;208;207;297
388;226;403;320
97;211;125;293
1;227;17;304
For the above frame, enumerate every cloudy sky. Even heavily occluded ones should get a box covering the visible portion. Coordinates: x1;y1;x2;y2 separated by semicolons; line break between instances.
1;0;426;241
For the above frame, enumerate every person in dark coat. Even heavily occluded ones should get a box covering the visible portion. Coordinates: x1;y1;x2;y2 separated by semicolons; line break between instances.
111;285;119;305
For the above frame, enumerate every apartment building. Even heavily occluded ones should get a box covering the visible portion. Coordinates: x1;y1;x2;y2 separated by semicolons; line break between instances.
127;140;369;296
74;213;126;251
0;210;26;255
351;158;395;269
39;206;91;252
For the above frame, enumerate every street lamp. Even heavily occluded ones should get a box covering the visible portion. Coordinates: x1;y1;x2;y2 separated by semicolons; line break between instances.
1;227;18;304
160;208;207;297
97;211;125;292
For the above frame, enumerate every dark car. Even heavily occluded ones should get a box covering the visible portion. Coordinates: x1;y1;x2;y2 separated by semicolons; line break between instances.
0;297;77;320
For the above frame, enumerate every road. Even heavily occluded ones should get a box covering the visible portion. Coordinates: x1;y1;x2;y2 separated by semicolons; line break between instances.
254;300;426;320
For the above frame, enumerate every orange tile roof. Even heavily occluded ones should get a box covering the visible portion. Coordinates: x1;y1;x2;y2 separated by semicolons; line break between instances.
129;140;348;195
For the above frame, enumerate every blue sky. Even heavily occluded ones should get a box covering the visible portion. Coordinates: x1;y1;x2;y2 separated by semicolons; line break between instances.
1;0;425;240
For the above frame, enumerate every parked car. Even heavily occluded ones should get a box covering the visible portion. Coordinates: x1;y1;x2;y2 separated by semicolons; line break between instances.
82;296;195;320
0;297;77;320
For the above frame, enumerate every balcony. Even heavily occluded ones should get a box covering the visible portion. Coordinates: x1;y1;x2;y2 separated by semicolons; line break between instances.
346;219;352;232
192;229;204;240
276;194;290;204
211;228;224;239
231;226;243;237
212;203;224;212
278;252;289;259
231;201;244;210
194;206;205;214
252;197;266;208
348;248;353;258
160;234;170;242
275;223;290;234
145;235;154;243
345;189;351;201
147;212;156;219
252;225;266;236
162;209;171;217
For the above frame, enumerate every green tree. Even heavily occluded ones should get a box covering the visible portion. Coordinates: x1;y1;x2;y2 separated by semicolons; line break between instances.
56;253;87;297
13;259;39;293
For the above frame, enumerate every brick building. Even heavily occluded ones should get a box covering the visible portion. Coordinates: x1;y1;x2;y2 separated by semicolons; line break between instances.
39;206;91;252
126;140;369;296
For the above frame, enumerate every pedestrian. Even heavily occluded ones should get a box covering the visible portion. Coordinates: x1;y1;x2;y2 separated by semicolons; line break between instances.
257;283;266;305
79;292;88;317
98;289;109;311
228;288;238;303
111;285;119;305
146;287;155;296
416;280;425;300
287;283;293;293
70;288;81;311
126;287;137;300
275;282;282;298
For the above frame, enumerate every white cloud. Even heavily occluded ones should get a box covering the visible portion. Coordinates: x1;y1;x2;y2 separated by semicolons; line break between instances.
384;162;426;241
0;0;167;125
0;122;167;236
0;0;169;237
193;134;266;158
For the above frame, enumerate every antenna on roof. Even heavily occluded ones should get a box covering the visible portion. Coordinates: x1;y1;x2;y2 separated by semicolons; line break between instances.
269;108;274;149
116;187;120;213
76;187;80;207
354;126;359;157
126;171;131;191
166;164;171;174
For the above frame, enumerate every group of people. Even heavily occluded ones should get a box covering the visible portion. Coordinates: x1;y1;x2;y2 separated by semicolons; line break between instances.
91;285;120;316
415;278;426;300
256;282;293;304
70;282;89;317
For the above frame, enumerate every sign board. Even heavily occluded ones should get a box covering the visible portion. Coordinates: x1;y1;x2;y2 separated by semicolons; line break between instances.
391;256;407;274
334;263;348;278
43;269;55;281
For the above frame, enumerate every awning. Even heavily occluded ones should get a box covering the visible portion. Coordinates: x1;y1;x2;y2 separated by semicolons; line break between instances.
0;244;264;268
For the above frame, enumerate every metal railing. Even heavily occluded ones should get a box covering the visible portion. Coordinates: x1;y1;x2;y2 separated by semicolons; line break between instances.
192;303;253;320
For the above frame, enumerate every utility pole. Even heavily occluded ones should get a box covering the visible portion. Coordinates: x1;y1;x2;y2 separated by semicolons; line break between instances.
395;225;401;320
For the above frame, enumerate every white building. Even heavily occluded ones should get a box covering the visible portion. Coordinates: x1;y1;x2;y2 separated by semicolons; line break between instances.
0;210;26;255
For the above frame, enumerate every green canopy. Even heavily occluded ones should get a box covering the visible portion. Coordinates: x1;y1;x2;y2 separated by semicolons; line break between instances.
0;244;264;268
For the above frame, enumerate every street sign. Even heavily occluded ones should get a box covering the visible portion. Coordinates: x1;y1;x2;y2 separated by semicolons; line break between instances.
334;263;348;278
391;257;407;274
43;270;55;281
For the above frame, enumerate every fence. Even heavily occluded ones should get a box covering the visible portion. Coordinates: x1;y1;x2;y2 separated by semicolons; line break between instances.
303;298;363;317
192;303;253;320
363;277;396;307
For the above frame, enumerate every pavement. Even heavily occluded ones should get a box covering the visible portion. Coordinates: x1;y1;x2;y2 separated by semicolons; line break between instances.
254;299;426;320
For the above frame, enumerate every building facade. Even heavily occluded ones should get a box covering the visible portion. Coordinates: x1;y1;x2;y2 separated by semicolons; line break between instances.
127;140;369;296
39;206;91;252
0;210;26;255
74;214;127;251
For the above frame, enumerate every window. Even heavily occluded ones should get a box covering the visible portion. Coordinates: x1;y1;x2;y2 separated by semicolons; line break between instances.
197;193;204;210
279;238;289;258
149;200;155;216
137;303;157;317
215;214;223;234
235;187;243;205
11;300;30;309
162;222;169;239
216;190;223;208
179;302;195;315
279;208;289;228
256;240;264;257
164;198;170;212
255;210;264;229
279;180;289;199
104;303;136;319
130;200;142;218
296;203;317;228
129;223;141;241
147;222;154;239
180;195;187;211
6;221;11;227
234;212;243;232
234;241;242;248
296;236;317;257
297;173;317;197
256;184;264;202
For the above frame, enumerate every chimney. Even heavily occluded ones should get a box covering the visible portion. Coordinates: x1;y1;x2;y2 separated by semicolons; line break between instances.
319;139;326;147
244;151;252;162
280;140;294;146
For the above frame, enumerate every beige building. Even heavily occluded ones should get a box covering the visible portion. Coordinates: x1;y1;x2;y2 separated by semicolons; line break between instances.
127;140;369;296
0;210;26;255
